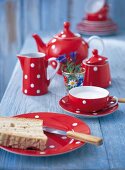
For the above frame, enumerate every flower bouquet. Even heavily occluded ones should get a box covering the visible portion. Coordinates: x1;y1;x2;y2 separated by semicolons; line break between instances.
56;52;85;91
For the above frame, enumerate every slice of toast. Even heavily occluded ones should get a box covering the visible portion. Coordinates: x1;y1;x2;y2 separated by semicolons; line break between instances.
0;117;42;128
0;117;47;151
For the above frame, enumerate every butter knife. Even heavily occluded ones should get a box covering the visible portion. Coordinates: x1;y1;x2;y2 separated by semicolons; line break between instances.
43;127;103;146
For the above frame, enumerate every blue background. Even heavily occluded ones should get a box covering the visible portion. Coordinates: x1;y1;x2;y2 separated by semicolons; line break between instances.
0;0;125;99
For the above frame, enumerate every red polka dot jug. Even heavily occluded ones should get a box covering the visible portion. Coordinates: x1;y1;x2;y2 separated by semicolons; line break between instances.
82;49;111;88
18;52;60;96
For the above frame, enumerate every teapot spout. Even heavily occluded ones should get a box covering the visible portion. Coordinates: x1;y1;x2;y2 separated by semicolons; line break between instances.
17;55;25;70
32;34;46;53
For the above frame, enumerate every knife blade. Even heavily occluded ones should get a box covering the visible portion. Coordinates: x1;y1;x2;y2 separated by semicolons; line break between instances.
43;126;103;146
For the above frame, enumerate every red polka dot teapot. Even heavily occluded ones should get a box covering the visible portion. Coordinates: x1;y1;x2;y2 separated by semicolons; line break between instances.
82;49;111;88
33;22;104;75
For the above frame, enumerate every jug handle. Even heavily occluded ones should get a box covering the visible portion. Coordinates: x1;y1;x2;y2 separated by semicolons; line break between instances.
47;58;60;84
87;36;105;56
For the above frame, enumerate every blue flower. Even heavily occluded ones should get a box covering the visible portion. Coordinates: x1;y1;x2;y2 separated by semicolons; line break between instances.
70;52;77;62
56;54;67;63
77;78;83;86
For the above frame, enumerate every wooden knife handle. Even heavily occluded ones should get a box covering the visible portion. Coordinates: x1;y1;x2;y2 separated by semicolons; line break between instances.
67;131;103;146
112;98;125;103
117;98;125;103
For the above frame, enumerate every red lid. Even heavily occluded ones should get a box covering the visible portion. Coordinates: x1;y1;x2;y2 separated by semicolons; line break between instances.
55;22;79;39
86;49;108;65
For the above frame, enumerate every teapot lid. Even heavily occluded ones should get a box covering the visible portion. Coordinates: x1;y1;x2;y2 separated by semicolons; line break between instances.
86;49;108;65
54;22;79;39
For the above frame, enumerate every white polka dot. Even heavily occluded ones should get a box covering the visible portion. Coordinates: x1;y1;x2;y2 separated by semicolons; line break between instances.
51;45;56;49
52;61;56;66
62;34;66;38
24;89;27;94
40;151;45;154
52;39;56;43
30;83;34;88
62;99;66;103
31;63;35;68
93;112;98;115
82;100;86;104
35;115;39;119
72;123;78;126
24;75;28;79
49;145;55;149
98;14;103;19
109;81;111;85
107;97;109;101
98;58;102;61
76;141;81;144
37;74;41;79
76;110;80;113
61;136;67;139
37;90;40;94
93;67;98;71
87;61;91;63
82;41;85;45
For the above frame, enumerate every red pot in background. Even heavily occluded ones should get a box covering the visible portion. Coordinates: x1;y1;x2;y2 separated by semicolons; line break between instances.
85;0;109;21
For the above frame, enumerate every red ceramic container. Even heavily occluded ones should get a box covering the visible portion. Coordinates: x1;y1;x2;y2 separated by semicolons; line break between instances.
18;52;60;96
32;22;104;75
82;49;111;88
85;0;109;21
68;86;110;112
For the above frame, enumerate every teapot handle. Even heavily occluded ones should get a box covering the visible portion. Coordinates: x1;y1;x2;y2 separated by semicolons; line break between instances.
47;58;60;83
87;36;105;56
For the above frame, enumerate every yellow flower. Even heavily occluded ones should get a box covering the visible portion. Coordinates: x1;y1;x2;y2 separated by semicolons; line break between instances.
68;80;77;87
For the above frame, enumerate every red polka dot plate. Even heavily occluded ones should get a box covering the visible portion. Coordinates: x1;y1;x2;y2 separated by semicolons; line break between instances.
59;96;119;118
0;112;90;156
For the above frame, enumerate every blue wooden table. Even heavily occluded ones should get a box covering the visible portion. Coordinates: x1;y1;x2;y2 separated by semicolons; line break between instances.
0;33;125;170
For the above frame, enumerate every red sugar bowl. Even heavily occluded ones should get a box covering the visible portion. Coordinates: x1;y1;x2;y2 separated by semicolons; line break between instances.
82;49;111;88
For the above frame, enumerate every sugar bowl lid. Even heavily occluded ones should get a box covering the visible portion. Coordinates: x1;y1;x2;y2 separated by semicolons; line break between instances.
54;22;79;39
86;49;108;65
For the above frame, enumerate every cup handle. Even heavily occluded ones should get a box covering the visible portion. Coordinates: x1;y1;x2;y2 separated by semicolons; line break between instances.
108;96;118;108
47;57;60;83
87;36;105;56
112;97;125;103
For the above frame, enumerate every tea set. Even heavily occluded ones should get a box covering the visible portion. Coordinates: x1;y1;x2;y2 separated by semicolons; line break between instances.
18;21;124;118
77;0;118;36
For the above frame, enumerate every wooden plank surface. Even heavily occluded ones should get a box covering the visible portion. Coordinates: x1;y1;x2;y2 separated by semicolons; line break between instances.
1;0;125;101
0;35;108;170
22;0;41;40
41;0;68;33
0;33;125;169
0;0;22;99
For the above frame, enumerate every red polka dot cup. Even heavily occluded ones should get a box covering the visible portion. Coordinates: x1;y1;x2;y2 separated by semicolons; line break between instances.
18;52;60;96
85;0;109;21
68;86;117;113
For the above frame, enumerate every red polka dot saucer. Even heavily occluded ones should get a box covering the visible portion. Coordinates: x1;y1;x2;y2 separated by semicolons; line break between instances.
59;96;119;118
0;112;90;156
